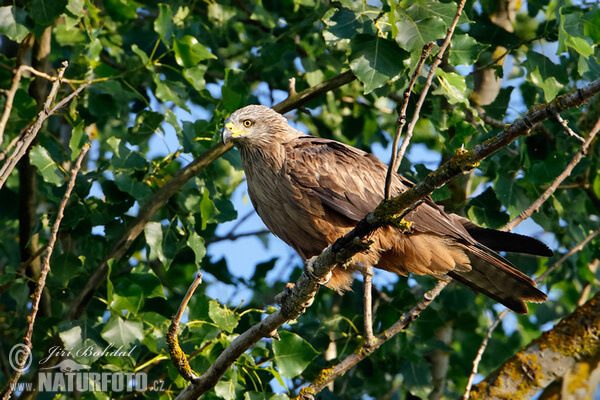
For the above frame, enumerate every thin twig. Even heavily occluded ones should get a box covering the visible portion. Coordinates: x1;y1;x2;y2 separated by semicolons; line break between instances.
205;229;270;245
167;273;203;382
537;226;600;284
362;265;374;345
1;142;90;400
502;117;599;232
462;309;508;400
0;61;88;84
0;65;26;148
0;61;73;190
298;280;451;398
555;113;586;143
384;42;435;199
0;124;31;162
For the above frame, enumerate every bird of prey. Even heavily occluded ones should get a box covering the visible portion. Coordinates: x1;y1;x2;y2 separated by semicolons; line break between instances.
222;105;552;313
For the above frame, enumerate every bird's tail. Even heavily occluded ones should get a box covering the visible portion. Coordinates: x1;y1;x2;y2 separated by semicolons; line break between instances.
449;244;547;314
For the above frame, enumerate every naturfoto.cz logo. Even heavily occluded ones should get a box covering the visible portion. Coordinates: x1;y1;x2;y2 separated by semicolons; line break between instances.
9;343;165;393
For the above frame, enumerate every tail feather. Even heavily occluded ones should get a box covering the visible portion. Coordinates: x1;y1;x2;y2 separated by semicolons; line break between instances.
452;215;554;257
450;243;547;314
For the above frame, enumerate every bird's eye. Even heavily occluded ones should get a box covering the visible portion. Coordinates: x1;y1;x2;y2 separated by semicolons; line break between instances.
243;119;253;128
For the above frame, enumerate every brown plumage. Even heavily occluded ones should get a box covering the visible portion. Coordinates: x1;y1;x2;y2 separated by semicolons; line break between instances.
222;105;552;314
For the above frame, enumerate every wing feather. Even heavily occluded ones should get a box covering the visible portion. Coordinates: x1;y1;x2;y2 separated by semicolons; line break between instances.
285;136;473;242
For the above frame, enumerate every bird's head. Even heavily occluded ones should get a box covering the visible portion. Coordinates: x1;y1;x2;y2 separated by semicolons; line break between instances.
222;105;299;147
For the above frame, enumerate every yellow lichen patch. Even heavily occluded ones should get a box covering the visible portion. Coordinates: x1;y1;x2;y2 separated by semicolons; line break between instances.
313;367;335;385
537;292;600;358
295;385;315;399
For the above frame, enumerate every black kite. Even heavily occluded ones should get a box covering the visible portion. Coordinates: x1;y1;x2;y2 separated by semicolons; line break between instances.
222;105;552;313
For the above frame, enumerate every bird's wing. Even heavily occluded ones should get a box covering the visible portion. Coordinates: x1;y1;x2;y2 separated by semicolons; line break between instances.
284;136;474;242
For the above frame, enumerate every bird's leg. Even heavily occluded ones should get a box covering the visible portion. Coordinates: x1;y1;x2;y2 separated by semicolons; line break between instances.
355;263;375;346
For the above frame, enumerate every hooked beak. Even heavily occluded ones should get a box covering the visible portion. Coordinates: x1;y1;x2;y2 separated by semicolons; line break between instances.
222;122;247;144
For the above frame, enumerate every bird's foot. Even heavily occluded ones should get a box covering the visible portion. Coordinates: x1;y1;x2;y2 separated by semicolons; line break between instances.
304;257;332;286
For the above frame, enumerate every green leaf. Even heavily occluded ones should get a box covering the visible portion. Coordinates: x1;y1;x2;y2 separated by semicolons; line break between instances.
130;273;167;299
466;187;509;229
493;175;531;219
114;174;152;200
173;35;217;68
558;11;594;57
449;34;488;66
272;330;318;378
128;110;165;143
583;9;600;43
523;53;563;101
58;321;104;364
407;0;472;28
221;69;249;112
187;231;206;267
199;189;219;229
51;253;83;286
208;300;240;333
154;3;173;43
102;0;139;20
145;221;167;267
395;16;446;52
110;281;144;314
69;123;86;161
183;65;208;91
432;70;468;105
66;0;83;17
0;6;29;42
131;43;149;65
107;137;148;170
29;0;67;26
153;74;190;112
349;34;408;94
100;316;144;350
322;7;376;44
30;145;63;186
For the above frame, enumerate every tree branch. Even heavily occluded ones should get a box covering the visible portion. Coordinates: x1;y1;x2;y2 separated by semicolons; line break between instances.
167;273;203;382
0;61;90;190
462;224;600;399
0;64;26;148
174;76;600;400
1;143;90;400
467;291;600;399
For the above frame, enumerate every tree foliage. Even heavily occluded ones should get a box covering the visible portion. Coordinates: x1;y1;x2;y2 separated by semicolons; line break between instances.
0;0;599;399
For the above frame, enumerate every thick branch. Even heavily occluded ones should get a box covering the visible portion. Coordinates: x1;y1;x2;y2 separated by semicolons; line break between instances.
462;224;600;399
175;77;600;400
468;291;600;400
